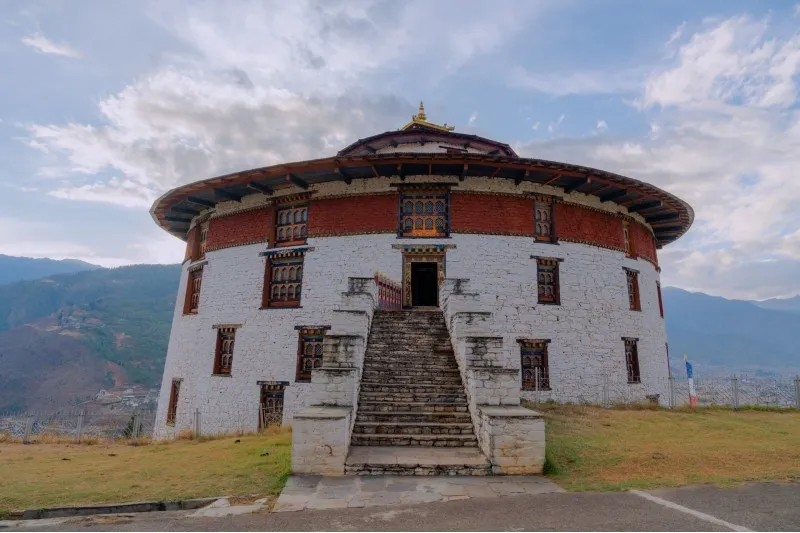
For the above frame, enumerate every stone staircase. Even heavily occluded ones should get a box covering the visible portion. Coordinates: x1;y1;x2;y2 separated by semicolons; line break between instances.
345;309;491;475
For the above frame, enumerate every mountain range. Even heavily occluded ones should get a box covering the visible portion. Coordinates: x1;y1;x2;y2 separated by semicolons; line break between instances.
0;256;797;411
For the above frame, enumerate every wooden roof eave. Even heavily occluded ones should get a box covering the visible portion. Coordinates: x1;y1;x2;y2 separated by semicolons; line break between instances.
153;153;693;244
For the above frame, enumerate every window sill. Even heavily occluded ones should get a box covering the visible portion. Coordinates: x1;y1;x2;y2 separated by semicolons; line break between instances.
212;373;232;378
522;387;552;392
537;301;561;306
275;240;308;247
627;380;642;385
630;308;642;312
295;379;311;384
166;422;176;427
533;239;559;245
182;311;199;316
260;305;303;310
398;235;451;239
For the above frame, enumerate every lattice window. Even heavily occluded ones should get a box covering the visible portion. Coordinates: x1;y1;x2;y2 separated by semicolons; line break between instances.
536;258;560;304
623;220;634;257
166;379;181;425
626;269;641;311
198;222;209;258
520;340;550;390
259;383;285;430
296;328;325;382
624;339;641;383
213;327;236;375
657;281;664;318
183;267;203;314
264;256;303;307
533;195;555;242
400;192;448;237
276;205;308;245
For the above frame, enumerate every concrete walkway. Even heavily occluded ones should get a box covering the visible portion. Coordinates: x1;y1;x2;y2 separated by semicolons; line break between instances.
273;474;562;512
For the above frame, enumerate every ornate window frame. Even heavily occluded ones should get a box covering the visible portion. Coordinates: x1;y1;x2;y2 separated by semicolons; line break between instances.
533;194;557;243
275;203;308;246
182;262;206;315
166;378;182;426
398;187;450;238
624;267;641;311
212;324;241;376
533;256;562;305
623;337;641;384
518;339;551;390
295;326;329;382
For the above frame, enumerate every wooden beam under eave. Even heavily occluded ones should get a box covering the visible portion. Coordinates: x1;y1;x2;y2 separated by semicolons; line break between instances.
599;190;627;203
335;167;352;185
459;164;468;182
562;177;588;194
186;196;215;208
491;166;503;178
370;165;380;178
655;225;682;233
627;200;661;213
397;164;406;181
215;188;243;202
364;145;376;154
165;215;192;223
172;206;200;216
247;182;274;196
543;173;562;186
515;169;530;186
286;173;309;190
646;212;679;223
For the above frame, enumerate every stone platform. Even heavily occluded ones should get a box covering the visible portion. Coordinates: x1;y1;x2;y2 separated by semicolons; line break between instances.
273;474;563;512
345;446;491;476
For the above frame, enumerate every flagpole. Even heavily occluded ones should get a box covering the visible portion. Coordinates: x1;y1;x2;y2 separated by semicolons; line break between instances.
685;354;697;408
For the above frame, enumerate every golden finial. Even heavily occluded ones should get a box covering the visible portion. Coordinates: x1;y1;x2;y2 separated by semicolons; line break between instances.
401;100;455;132
416;101;427;121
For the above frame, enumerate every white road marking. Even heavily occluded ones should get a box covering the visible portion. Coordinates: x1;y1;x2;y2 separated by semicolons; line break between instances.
630;490;752;532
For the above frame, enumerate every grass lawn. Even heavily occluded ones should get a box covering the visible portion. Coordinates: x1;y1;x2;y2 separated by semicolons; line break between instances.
538;403;800;491
0;431;291;516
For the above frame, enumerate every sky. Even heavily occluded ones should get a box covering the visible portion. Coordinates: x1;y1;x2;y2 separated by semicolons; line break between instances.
1;0;800;300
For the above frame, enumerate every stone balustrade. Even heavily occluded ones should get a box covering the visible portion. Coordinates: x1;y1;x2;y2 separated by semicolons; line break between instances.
440;278;546;474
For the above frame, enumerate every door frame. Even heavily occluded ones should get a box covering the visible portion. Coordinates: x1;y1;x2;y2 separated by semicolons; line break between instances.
401;248;446;308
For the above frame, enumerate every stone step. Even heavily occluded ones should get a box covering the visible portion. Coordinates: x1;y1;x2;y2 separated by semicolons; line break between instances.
358;401;468;413
359;378;464;386
345;446;491;476
362;368;461;378
350;433;478;447
362;360;458;368
358;392;466;403
356;411;471;423
353;422;474;435
359;382;464;393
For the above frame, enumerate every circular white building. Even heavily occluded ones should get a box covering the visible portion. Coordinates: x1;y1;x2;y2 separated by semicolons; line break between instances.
150;104;693;450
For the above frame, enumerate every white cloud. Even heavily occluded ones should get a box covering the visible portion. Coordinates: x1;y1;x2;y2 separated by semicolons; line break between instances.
596;120;608;131
21;33;80;58
24;0;546;208
666;21;686;48
468;112;478;126
547;114;565;133
47;178;158;209
532;121;540;130
641;16;800;108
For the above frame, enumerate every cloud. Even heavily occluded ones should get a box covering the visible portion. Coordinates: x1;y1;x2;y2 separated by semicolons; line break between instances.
596;120;608;132
641;16;800;108
532;121;540;130
24;0;545;209
665;21;686;48
514;16;800;299
20;33;80;58
468;112;477;126
48;178;158;209
547;114;565;133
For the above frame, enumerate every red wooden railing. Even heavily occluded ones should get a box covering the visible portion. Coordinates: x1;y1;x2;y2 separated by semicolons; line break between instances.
374;272;402;310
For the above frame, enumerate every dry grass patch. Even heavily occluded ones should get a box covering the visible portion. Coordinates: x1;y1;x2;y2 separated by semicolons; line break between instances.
0;429;291;515
533;403;800;491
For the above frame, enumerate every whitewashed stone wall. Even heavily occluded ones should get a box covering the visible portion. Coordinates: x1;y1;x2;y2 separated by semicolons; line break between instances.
155;182;668;437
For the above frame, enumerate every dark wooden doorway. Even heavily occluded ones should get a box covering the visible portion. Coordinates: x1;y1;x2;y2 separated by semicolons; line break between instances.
411;262;438;306
258;382;285;430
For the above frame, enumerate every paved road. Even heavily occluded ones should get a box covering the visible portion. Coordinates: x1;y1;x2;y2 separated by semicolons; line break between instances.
9;482;798;532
